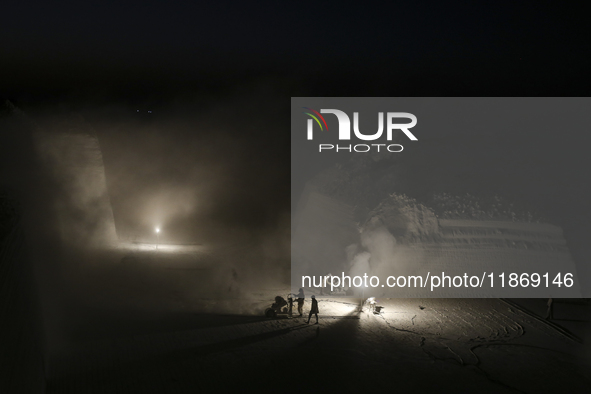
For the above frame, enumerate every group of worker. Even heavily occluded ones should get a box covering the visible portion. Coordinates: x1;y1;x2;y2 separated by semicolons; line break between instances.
290;288;319;324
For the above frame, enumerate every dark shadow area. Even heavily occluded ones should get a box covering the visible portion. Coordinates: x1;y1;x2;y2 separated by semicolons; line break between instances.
190;323;311;357
46;309;364;392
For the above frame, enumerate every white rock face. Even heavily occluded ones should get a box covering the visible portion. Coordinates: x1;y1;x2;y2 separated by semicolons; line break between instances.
293;185;581;297
34;126;118;247
363;194;440;243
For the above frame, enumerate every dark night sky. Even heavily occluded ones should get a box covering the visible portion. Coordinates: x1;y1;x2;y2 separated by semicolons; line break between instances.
2;1;590;102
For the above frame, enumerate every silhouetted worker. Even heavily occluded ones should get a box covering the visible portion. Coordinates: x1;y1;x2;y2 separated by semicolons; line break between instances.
296;288;305;316
288;294;294;317
306;295;319;324
546;298;554;319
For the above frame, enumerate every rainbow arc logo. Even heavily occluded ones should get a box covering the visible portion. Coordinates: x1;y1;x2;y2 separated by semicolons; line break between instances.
302;107;329;131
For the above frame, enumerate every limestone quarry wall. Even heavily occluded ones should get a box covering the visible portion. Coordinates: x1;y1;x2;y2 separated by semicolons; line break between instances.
33;128;118;247
437;219;569;252
293;188;581;297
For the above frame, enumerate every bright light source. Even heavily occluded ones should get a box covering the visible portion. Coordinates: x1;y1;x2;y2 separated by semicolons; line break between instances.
155;227;161;250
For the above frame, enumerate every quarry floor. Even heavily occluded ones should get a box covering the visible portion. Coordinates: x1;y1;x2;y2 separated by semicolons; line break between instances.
41;247;591;393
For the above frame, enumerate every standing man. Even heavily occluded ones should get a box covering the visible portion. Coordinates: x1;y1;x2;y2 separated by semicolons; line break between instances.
306;295;319;324
287;293;294;318
296;288;305;317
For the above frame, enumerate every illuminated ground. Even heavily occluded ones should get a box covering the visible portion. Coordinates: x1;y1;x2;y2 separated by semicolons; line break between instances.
43;249;591;393
116;242;207;254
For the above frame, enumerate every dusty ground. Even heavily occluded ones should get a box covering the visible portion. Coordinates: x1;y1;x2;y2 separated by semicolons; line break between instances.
42;247;591;393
